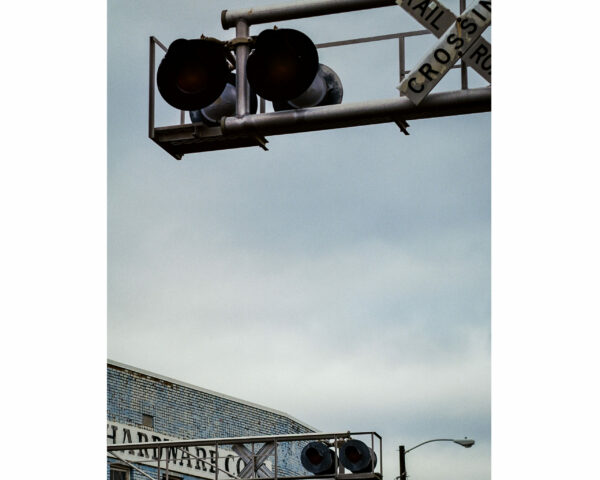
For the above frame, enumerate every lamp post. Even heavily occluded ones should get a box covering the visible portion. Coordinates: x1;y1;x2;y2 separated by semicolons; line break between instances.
397;438;475;480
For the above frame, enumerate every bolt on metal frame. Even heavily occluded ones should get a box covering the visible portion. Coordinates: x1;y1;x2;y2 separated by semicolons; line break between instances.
107;431;383;480
147;0;490;158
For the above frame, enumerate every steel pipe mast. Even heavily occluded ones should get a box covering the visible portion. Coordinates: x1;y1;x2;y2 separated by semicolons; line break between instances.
221;0;397;28
221;88;490;137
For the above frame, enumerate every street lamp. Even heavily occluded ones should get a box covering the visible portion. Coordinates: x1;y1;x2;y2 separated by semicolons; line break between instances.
397;438;475;480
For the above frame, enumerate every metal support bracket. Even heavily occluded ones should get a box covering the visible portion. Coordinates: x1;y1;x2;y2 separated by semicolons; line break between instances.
227;36;254;48
254;136;269;151
192;123;205;138
392;118;410;135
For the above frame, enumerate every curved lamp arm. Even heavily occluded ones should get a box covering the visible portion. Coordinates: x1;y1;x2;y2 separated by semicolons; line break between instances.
397;438;475;480
405;438;475;453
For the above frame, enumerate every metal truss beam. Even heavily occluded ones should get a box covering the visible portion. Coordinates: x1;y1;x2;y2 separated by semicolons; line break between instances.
108;431;355;452
108;431;383;480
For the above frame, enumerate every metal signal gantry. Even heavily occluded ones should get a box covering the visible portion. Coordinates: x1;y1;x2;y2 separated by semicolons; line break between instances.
149;0;491;159
107;431;383;480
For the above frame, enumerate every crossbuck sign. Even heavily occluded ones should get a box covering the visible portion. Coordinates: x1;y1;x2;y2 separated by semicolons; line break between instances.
397;0;491;105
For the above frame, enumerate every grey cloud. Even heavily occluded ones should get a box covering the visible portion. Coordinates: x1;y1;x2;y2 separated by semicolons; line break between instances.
108;1;490;480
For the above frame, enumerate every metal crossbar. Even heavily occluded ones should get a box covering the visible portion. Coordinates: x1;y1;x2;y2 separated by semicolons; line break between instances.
313;29;469;96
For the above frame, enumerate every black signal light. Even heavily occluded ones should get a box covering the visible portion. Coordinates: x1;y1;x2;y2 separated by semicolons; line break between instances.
157;38;230;111
339;440;377;474
300;442;337;475
246;28;319;102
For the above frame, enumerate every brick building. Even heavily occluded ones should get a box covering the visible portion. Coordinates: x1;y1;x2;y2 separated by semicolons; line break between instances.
107;360;316;480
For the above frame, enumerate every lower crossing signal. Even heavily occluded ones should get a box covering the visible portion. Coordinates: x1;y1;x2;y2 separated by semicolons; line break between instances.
339;440;377;474
300;442;337;475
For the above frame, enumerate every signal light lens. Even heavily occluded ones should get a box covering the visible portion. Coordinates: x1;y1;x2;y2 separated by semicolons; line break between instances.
306;447;324;465
345;445;361;463
176;63;210;94
157;38;230;111
246;28;319;101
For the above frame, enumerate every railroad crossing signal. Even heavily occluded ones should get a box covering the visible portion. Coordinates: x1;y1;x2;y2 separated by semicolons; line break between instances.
247;28;343;112
156;28;343;125
157;38;232;111
301;440;377;475
149;0;492;159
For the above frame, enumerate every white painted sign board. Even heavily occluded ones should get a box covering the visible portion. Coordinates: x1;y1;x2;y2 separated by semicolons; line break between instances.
397;0;491;83
398;0;491;105
107;421;272;479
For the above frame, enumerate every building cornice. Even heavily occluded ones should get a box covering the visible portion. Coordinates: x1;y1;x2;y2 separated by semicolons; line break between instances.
107;359;317;432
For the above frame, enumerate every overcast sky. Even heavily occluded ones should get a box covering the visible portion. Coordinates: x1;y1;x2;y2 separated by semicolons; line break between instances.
5;2;600;480
108;1;490;480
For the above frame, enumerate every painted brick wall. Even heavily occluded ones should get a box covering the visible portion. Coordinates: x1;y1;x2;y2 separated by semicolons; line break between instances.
107;362;315;480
